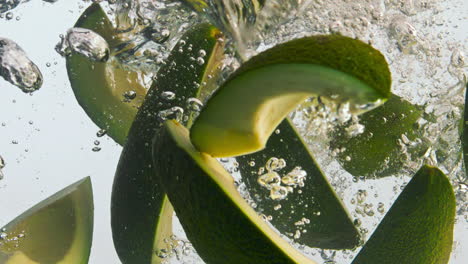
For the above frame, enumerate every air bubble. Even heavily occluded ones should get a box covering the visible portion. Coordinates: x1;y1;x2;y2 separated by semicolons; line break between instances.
161;91;176;100
0;38;43;93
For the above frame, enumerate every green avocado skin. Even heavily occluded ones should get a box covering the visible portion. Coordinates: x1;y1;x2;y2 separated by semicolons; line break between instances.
153;122;300;264
237;118;360;249
230;35;391;100
352;165;455;264
111;24;221;264
462;82;468;176
331;95;424;178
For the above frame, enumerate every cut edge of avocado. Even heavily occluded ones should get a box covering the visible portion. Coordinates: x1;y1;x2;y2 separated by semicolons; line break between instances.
0;177;94;264
190;35;391;157
154;120;316;264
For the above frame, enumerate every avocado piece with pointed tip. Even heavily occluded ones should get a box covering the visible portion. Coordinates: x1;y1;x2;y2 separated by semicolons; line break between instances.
66;3;147;145
237;118;360;249
153;120;316;264
0;177;93;264
111;23;225;264
352;165;455;264
190;35;391;157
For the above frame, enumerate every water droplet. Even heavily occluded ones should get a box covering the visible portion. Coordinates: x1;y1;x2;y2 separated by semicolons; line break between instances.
186;97;203;112
198;49;206;57
92;146;101;152
282;167;307;187
0;38;43;93
270;185;289;200
257;171;281;189
123;90;137;101
161;91;176;100
94;140;100;146
450;49;465;68
196;57;205;65
0;0;20;13
0;155;5;169
265;157;286;172
158;106;184;122
57;28;110;62
96;129;107;137
5;12;13;20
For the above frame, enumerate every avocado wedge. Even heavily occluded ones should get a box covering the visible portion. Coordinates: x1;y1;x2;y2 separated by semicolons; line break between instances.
237;118;360;249
154;120;315;264
66;3;147;145
190;35;391;157
0;177;94;264
352;165;455;264
111;24;224;264
331;95;424;178
462;82;468;175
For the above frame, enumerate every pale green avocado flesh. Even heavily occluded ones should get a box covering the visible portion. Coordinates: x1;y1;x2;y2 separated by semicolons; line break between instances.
352;165;455;264
66;3;147;145
191;35;391;157
237;118;360;249
154;120;315;264
111;23;224;264
0;177;94;264
331;95;425;178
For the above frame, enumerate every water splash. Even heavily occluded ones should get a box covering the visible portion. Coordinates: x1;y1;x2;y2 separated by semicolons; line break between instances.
0;37;43;93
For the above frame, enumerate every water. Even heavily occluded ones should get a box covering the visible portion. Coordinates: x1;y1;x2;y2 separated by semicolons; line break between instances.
0;0;466;263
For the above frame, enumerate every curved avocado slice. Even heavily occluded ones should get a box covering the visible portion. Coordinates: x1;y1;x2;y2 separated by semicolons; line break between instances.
66;3;147;145
352;165;455;264
331;95;424;178
237;118;360;249
111;24;224;264
190;35;391;157
153;120;315;264
0;177;94;264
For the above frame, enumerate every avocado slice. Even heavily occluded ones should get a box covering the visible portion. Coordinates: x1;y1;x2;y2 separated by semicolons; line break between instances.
0;177;94;264
237;118;360;249
190;35;391;157
153;120;315;264
331;95;424;178
352;165;455;264
462;82;468;176
66;3;147;145
111;23;224;264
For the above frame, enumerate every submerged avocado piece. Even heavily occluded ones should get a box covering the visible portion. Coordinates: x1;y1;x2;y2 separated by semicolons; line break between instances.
111;23;224;264
66;3;147;145
0;177;94;264
190;35;391;157
352;165;455;264
237;118;360;249
331;95;424;178
153;120;316;264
